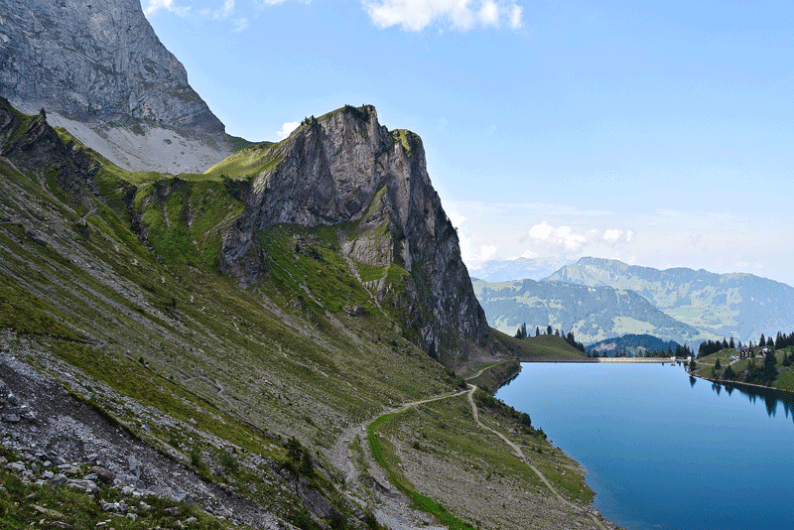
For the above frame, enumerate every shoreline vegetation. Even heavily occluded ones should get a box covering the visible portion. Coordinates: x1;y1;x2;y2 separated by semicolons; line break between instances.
365;336;619;530
691;340;794;393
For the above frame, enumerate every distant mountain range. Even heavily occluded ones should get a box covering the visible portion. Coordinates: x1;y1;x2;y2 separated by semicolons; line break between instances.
471;278;707;346
587;334;681;357
469;257;574;282
548;257;794;343
471;257;794;346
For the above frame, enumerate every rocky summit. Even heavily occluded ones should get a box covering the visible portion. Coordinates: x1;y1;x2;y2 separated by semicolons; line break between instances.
216;106;490;363
0;0;238;173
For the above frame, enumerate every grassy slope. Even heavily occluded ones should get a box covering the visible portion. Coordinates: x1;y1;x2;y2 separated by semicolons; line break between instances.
367;390;598;530
492;331;588;360
0;108;602;530
0;117;462;527
695;346;794;391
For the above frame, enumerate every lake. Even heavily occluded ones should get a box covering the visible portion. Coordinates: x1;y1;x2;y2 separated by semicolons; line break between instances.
495;362;794;530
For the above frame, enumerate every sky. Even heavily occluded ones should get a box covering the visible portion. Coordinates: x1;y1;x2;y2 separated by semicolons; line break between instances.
143;0;794;286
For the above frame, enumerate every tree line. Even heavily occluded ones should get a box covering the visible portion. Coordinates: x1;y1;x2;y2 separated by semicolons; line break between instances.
698;330;794;358
513;323;586;352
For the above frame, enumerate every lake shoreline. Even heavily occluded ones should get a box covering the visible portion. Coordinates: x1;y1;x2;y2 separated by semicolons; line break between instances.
496;362;794;530
695;373;794;395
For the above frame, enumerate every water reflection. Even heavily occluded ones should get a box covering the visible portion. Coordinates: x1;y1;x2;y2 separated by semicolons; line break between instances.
707;379;794;420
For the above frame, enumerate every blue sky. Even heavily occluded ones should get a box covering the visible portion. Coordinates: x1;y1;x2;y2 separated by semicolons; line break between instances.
144;0;794;285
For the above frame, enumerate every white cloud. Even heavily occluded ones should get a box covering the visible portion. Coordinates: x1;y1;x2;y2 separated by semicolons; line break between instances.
447;210;466;228
527;222;587;252
214;0;235;19
254;0;295;7
602;228;634;244
277;122;300;139
477;0;499;26
363;0;524;32
479;244;498;261
508;3;522;29
144;0;190;16
232;17;250;32
735;261;765;270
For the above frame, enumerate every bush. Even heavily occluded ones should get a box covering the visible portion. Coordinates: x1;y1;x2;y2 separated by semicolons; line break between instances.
218;448;238;475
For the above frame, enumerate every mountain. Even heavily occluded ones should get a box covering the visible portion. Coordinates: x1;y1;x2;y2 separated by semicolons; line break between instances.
0;0;241;173
472;278;707;345
0;98;606;529
469;256;574;282
547;257;794;343
587;334;681;357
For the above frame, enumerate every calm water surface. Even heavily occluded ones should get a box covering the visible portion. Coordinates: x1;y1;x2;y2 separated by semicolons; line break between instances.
495;363;794;530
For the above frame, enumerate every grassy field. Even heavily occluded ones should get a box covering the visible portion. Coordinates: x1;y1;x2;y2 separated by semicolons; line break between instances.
492;331;588;360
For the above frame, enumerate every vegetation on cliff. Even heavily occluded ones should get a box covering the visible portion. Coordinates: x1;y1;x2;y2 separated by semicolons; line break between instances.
0;101;610;530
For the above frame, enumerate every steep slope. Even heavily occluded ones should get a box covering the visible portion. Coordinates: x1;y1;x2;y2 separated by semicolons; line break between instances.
547;257;794;342
210;106;491;365
0;101;618;530
0;0;241;173
472;278;708;345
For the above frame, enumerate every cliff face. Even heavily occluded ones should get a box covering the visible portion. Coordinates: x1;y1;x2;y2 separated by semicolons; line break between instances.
220;106;490;363
0;0;221;132
0;0;235;173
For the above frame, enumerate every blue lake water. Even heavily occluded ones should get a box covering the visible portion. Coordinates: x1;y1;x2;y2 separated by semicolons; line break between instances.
495;362;794;530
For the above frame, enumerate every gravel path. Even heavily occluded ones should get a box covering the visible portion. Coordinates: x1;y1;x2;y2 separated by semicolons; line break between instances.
466;385;607;530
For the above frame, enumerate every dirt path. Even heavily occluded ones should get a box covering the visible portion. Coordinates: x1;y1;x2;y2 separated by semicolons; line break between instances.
329;389;465;486
466;385;607;530
465;361;509;381
331;362;608;530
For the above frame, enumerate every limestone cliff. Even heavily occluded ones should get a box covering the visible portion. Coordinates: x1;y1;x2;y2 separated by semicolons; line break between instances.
219;106;491;363
0;0;237;173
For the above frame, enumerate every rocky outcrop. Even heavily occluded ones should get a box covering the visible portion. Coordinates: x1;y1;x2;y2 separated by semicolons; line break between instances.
0;98;99;201
221;106;490;363
0;0;235;173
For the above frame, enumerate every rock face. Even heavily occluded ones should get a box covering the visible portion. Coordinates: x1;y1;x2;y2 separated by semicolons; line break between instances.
0;99;99;200
0;0;235;172
221;106;491;362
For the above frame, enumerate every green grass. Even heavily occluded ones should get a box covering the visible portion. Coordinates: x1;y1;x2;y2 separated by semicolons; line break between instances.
0;97;546;530
367;392;595;529
392;129;413;157
466;359;520;394
491;330;587;360
367;410;477;530
0;273;86;341
203;142;282;180
257;225;380;314
355;261;386;283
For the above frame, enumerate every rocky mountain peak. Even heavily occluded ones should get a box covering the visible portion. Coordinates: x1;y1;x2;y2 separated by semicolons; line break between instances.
219;105;491;363
0;0;236;173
